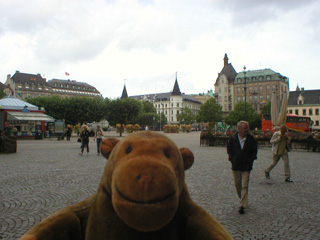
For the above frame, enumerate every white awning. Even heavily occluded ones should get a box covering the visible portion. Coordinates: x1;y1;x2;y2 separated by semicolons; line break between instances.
7;111;55;122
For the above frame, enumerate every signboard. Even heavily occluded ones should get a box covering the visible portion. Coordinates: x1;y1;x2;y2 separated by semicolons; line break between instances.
54;120;65;134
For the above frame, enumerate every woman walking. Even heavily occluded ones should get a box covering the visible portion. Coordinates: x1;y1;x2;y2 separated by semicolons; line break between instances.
94;125;104;155
79;125;90;155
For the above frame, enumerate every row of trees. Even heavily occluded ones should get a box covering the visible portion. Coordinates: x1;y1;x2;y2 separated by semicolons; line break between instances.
26;96;168;136
26;95;271;134
177;98;271;130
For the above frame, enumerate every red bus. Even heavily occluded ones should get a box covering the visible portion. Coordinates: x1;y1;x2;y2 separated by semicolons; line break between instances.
262;114;313;132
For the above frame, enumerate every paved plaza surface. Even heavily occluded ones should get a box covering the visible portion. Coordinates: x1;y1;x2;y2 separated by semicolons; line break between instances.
0;131;319;240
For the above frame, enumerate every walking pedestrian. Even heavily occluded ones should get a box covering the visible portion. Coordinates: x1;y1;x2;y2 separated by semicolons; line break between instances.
265;124;293;182
227;121;258;214
94;125;104;155
66;124;72;141
79;125;90;155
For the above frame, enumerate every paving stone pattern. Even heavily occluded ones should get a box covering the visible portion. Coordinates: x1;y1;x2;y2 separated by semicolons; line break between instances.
0;132;319;240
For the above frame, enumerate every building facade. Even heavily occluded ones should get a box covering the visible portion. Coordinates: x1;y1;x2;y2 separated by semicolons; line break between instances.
214;54;289;115
127;77;202;125
287;87;320;130
233;69;289;112
4;71;101;99
214;54;237;117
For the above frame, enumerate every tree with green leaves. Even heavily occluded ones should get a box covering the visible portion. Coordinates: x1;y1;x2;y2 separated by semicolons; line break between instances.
260;101;271;115
225;102;261;130
177;107;195;125
26;96;108;125
0;89;6;99
108;98;142;136
135;101;158;129
197;98;223;128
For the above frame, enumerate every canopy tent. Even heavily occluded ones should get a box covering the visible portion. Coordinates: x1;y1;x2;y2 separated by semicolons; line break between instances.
271;91;288;127
7;111;55;122
0;96;38;110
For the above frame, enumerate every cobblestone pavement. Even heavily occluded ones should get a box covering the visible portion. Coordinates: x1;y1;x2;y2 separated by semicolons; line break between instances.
0;132;319;240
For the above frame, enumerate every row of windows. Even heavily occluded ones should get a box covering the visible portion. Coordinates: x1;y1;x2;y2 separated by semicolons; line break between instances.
288;109;320;116
236;94;271;102
17;85;49;91
157;110;180;115
53;83;96;91
236;75;272;83
236;85;286;93
52;89;100;95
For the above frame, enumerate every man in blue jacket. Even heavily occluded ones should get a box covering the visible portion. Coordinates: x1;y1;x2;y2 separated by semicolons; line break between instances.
227;121;258;214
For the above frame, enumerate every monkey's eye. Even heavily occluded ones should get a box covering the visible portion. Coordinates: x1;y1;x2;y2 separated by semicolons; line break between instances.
164;149;170;158
126;146;132;154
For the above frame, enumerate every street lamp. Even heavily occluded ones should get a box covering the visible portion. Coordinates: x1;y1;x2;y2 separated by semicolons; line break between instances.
243;65;247;121
159;103;164;131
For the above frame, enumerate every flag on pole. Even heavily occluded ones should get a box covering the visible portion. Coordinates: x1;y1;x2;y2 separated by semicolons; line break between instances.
65;72;70;76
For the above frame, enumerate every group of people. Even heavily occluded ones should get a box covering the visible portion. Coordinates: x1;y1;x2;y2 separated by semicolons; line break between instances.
78;124;104;156
227;121;292;214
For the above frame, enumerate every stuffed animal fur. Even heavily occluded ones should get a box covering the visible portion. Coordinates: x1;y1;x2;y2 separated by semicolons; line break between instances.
20;131;233;240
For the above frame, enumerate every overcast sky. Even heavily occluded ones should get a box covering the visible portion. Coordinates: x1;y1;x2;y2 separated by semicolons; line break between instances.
1;0;319;99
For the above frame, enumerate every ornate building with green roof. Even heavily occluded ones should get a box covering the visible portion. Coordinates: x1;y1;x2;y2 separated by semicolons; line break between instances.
215;54;289;115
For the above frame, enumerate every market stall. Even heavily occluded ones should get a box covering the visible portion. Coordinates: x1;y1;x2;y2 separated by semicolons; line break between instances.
0;96;54;139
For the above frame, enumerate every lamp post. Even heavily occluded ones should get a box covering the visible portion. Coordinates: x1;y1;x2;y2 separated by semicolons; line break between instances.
159;102;164;132
243;65;247;121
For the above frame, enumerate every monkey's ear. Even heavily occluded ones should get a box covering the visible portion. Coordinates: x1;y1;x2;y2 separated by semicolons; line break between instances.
180;148;194;171
100;138;120;159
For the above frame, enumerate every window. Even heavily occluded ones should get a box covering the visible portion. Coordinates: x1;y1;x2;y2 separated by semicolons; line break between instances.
219;88;221;93
272;85;276;91
295;109;299;115
225;87;227;92
259;76;263;81
254;96;258;102
252;77;256;81
177;103;179;107
242;96;245;101
266;75;271;80
237;87;240;93
224;96;228;101
316;121;319;126
260;95;263;102
309;109;313;115
303;109;306;115
266;95;270;101
259;86;263;92
249;96;252;102
289;109;293;114
237;78;241;83
249;87;252;93
177;110;179;115
237;96;241;102
298;100;302;105
266;85;270;92
316;109;319;115
254;86;258;92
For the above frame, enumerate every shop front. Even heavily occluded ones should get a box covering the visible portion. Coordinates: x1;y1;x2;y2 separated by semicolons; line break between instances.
0;96;55;139
6;111;54;138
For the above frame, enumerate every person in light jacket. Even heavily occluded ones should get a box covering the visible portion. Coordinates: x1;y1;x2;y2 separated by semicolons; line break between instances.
265;124;293;182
